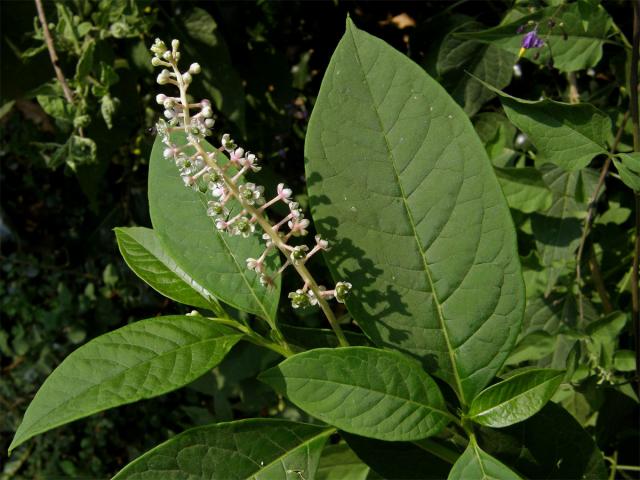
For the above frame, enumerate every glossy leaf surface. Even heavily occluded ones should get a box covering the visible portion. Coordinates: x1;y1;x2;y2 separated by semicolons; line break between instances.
113;419;333;479
10;316;242;452
468;369;564;427
305;19;524;404
115;226;223;312
149;132;280;325
448;439;521;480
260;347;450;441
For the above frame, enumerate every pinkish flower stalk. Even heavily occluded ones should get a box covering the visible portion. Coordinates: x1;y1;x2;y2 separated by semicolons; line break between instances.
149;38;351;347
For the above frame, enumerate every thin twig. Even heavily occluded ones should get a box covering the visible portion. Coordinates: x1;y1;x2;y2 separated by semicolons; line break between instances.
575;111;629;321
630;0;640;399
588;243;613;313
34;0;74;103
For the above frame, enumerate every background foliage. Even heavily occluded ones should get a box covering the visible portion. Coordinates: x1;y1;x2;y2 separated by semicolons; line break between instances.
1;0;638;478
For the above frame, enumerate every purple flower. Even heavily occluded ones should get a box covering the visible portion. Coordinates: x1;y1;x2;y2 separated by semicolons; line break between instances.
521;29;544;49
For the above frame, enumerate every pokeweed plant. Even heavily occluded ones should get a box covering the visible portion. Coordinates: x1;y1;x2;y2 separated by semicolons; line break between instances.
8;17;621;479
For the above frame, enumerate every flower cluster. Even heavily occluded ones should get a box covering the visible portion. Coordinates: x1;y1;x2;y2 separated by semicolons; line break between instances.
149;38;352;310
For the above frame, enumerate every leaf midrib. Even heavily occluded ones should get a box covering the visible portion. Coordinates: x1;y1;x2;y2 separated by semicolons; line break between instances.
505;100;607;160
470;372;562;420
15;328;239;445
118;228;217;308
195;188;275;324
245;427;334;479
277;373;451;420
346;23;466;404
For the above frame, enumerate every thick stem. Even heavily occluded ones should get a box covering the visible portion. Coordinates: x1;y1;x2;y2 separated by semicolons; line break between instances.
630;0;640;399
34;0;74;104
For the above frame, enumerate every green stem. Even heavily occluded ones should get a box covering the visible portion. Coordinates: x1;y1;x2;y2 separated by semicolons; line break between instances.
169;59;349;349
414;438;461;465
207;317;294;357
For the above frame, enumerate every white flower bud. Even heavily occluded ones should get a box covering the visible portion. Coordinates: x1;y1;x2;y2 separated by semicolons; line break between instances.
164;109;175;119
151;57;162;67
189;63;201;74
156;94;167;104
182;72;192;84
205;118;215;128
162;50;172;61
172;39;180;51
202;106;213;118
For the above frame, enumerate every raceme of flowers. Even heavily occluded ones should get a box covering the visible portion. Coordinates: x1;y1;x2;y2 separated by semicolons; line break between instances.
149;38;351;310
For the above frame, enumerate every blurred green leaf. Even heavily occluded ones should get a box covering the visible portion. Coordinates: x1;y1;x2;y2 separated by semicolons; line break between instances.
317;443;370;480
613;152;640;191
437;18;515;116
457;1;613;72
495;166;553;213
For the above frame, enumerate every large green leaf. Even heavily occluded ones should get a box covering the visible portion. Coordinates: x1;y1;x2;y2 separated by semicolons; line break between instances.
9;316;242;453
531;164;599;288
486;87;611;171
467;369;564;428
448;438;521;480
477;402;607;479
494;167;552;213
457;1;613;72
305;19;524;404
112;419;333;480
437;18;515;116
260;347;450;441
613;152;640;191
316;443;370;480
115;226;224;313
149;132;280;325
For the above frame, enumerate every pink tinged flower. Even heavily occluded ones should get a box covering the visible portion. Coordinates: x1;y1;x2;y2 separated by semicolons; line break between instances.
212;185;226;198
246;257;263;272
230;148;245;164
315;235;329;250
215;219;228;231
288;218;310;236
277;183;293;202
